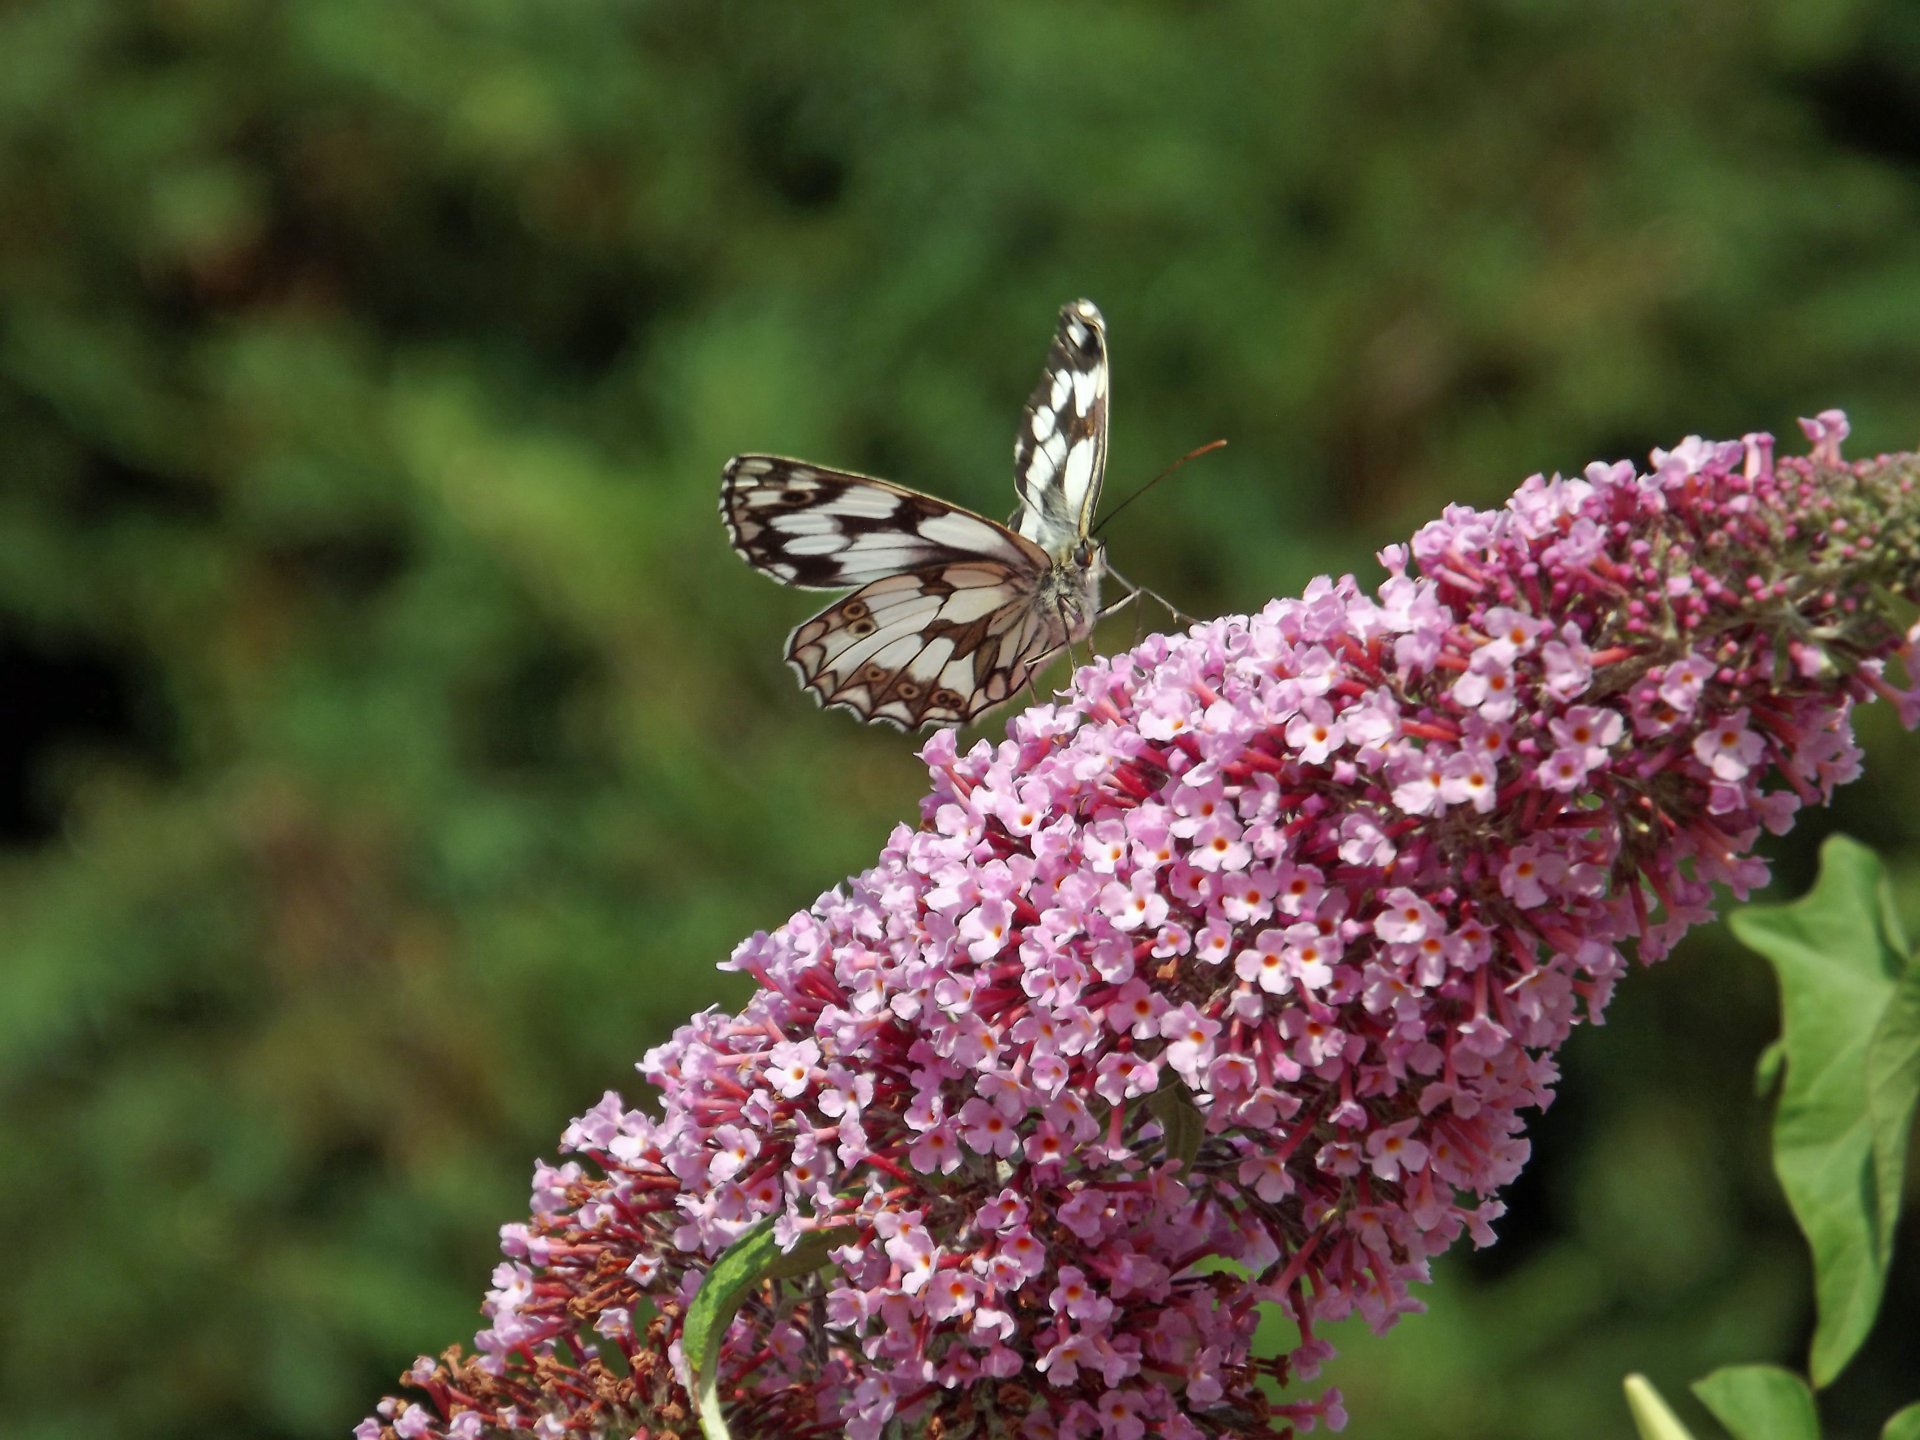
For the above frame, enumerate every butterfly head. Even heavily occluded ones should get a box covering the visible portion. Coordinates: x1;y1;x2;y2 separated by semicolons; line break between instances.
1036;532;1107;646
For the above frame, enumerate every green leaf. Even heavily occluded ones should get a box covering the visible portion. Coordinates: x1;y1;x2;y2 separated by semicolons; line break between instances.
1865;952;1920;1260
1692;1365;1821;1440
1882;1403;1920;1440
682;1218;851;1440
1728;835;1920;1386
1755;1037;1786;1099
1147;1079;1206;1174
1624;1373;1701;1440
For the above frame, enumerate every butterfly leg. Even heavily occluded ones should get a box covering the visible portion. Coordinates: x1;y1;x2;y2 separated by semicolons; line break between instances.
1023;669;1048;712
1105;564;1196;629
1058;596;1085;675
1095;581;1148;647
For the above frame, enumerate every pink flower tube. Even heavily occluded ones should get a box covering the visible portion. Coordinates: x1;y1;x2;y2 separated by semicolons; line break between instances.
364;414;1920;1440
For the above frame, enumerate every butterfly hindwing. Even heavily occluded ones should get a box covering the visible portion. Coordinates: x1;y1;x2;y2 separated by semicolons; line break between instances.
787;566;1057;729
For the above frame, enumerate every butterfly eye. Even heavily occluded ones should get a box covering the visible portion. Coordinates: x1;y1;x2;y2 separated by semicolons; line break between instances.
779;488;812;504
931;688;964;711
894;680;922;701
842;601;870;620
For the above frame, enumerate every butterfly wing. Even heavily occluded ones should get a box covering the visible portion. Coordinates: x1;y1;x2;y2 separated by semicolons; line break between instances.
1011;298;1109;550
722;455;1065;727
721;456;1045;588
786;565;1064;729
721;300;1113;729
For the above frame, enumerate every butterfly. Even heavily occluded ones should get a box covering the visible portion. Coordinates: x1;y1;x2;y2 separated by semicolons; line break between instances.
721;298;1133;730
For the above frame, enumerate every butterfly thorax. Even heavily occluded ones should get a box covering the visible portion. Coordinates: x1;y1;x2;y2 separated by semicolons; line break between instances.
1033;533;1106;645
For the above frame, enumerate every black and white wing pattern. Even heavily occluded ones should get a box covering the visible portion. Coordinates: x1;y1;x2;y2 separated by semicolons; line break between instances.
721;300;1112;730
1011;297;1109;551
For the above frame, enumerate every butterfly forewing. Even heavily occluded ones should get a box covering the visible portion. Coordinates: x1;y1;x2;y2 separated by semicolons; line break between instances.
1012;299;1109;549
722;457;1044;588
721;300;1113;729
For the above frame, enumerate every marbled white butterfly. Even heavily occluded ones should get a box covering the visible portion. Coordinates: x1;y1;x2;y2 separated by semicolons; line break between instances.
721;299;1131;730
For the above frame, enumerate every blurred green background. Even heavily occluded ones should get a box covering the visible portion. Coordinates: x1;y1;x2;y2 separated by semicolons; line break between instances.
4;3;1919;1437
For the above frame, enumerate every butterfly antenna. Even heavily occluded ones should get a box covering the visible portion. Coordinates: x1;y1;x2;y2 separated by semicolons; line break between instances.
1091;438;1227;537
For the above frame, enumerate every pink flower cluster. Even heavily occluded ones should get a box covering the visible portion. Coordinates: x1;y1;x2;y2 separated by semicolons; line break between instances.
364;413;1920;1440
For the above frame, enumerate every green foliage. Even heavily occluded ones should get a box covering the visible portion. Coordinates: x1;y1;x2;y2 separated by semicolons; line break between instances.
1629;1373;1710;1440
685;1217;853;1440
5;3;1920;1438
1731;837;1920;1386
1616;838;1919;1440
1627;1365;1917;1440
1693;1367;1824;1440
684;1219;778;1440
